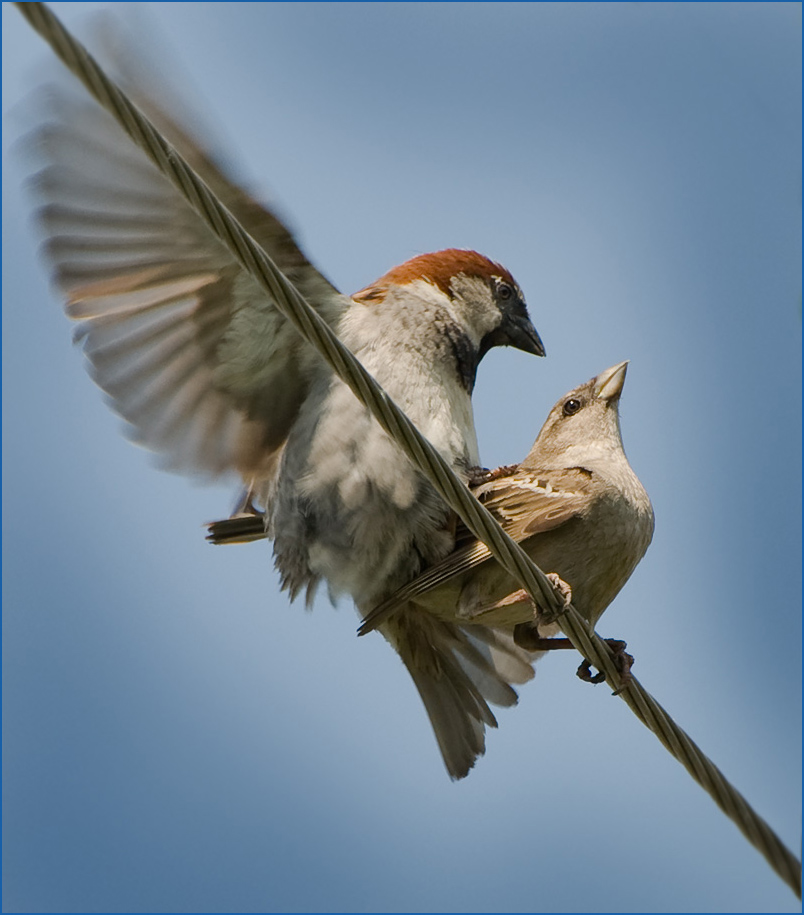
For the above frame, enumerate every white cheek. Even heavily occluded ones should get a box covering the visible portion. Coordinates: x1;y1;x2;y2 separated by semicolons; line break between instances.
446;274;500;344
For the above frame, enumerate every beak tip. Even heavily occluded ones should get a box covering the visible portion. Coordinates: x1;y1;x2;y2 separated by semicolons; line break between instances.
488;313;545;359
594;360;629;400
524;326;546;358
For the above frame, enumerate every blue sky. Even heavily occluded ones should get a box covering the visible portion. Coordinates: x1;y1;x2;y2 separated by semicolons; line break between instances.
2;2;801;912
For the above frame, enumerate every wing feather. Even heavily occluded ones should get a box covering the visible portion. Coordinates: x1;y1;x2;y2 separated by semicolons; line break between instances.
25;67;344;480
358;469;595;634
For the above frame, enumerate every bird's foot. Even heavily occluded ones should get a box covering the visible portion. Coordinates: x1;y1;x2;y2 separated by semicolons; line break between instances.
548;572;572;610
513;622;574;653
533;572;573;626
576;639;634;693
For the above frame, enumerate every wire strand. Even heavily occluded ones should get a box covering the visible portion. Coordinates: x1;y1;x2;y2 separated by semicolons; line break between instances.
15;1;801;898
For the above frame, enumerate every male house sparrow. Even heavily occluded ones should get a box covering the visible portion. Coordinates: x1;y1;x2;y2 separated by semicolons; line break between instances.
25;56;544;777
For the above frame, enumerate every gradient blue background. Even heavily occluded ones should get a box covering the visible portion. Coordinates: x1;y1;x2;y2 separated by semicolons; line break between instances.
3;3;801;912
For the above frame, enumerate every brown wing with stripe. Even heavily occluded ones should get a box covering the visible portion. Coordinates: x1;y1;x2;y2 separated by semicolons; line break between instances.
358;467;595;634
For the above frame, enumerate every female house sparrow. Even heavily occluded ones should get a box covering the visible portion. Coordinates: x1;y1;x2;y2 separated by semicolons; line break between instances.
359;362;654;775
26;59;544;776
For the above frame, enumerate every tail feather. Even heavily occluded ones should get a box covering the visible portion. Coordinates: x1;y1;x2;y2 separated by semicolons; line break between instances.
464;626;539;687
205;511;267;544
407;665;488;778
204;508;540;778
451;632;521;709
383;610;537;779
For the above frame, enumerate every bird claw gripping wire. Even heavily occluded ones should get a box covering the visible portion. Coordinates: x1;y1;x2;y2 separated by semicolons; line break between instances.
576;639;635;694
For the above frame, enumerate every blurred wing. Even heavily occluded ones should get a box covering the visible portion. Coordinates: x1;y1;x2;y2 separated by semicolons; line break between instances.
25;71;344;479
358;469;594;634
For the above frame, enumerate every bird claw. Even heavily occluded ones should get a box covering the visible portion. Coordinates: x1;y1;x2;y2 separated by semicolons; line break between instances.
534;572;573;626
576;639;634;694
576;659;607;685
547;572;572;609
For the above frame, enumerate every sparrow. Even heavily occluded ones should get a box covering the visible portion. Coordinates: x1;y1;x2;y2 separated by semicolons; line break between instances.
214;362;654;776
24;47;544;779
359;360;653;634
356;362;654;772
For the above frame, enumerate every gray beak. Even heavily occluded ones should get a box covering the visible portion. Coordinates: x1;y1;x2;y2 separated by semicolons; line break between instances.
480;311;546;360
506;311;546;357
594;361;629;401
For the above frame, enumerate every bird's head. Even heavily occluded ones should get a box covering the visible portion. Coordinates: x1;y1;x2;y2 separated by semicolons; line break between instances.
352;248;544;393
521;361;630;471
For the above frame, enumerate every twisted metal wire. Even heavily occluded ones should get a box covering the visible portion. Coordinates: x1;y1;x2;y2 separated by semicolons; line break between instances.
16;2;801;898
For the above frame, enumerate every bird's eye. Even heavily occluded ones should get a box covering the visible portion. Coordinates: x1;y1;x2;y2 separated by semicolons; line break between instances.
497;282;514;300
563;398;582;416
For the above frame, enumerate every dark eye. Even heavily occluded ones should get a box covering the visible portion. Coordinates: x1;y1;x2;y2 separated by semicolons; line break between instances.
563;398;582;416
497;281;514;301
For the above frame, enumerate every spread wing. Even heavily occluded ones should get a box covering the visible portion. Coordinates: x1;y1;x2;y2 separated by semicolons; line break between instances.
358;468;595;635
25;62;344;480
